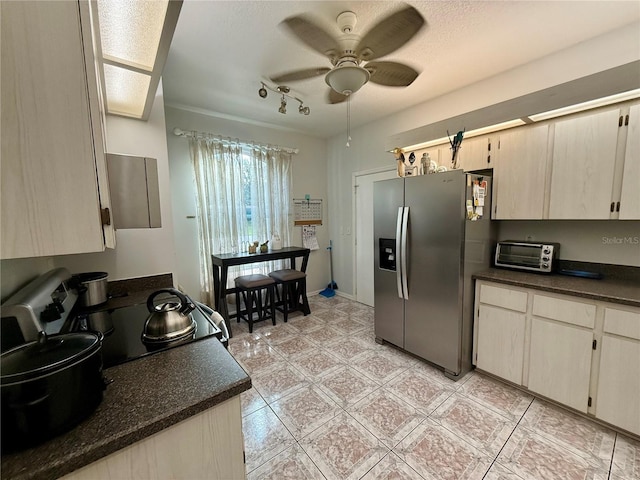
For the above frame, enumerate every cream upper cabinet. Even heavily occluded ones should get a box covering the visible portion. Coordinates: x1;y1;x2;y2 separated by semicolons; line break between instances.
493;125;550;219
548;109;621;219
456;135;492;172
619;104;640;219
0;0;115;259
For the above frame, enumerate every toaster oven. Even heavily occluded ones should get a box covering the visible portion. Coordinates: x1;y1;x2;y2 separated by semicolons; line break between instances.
495;241;560;273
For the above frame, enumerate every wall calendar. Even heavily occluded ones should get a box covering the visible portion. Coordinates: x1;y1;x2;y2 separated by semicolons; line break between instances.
293;199;323;225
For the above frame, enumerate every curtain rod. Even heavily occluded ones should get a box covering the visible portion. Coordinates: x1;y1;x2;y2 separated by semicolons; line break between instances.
172;127;299;155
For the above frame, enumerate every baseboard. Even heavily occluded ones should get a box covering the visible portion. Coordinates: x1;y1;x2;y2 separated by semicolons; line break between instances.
308;290;355;301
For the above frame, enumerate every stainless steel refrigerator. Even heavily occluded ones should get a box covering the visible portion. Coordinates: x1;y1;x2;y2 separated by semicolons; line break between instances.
374;169;495;380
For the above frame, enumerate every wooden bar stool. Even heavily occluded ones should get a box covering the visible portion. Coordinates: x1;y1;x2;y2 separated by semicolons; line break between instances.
268;269;311;323
234;274;276;333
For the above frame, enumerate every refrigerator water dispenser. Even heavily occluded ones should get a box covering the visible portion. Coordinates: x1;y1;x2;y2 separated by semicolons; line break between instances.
379;238;396;271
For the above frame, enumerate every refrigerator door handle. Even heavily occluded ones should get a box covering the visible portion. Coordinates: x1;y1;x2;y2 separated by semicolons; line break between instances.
395;207;404;299
401;206;409;299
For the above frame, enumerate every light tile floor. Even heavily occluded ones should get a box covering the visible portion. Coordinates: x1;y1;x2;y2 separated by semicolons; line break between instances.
228;295;640;480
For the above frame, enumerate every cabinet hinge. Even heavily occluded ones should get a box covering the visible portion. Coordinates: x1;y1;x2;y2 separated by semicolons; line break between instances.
494;205;497;215
619;116;624;127
616;202;620;212
488;141;492;151
592;339;597;350
625;114;630;126
100;207;111;226
588;397;592;407
610;202;615;213
487;155;491;164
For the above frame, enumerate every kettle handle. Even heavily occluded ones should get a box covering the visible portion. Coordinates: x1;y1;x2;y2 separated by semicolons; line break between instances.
147;288;194;314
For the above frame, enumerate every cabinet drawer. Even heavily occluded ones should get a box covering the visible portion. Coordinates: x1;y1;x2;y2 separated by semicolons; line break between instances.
479;283;527;312
604;308;640;340
532;294;596;328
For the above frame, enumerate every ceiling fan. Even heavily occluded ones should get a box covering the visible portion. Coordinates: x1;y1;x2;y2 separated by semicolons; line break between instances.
270;4;425;104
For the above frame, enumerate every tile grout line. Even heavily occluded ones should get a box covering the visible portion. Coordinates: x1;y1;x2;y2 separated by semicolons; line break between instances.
480;395;535;479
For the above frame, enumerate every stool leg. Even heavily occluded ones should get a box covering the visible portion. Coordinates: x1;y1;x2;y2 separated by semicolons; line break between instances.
246;290;254;333
269;285;276;326
281;282;289;323
300;278;310;315
235;290;241;324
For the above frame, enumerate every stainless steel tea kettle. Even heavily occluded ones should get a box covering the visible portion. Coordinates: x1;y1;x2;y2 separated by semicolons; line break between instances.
141;288;196;347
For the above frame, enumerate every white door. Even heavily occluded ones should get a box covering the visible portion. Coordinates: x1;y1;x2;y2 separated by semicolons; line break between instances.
354;169;396;306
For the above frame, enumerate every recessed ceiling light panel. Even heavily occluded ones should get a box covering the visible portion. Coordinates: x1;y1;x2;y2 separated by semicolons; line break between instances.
103;64;151;117
98;0;168;71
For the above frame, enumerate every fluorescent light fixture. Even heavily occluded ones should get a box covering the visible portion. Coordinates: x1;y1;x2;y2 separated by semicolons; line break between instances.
400;119;526;152
103;64;151;117
93;0;182;120
529;89;640;121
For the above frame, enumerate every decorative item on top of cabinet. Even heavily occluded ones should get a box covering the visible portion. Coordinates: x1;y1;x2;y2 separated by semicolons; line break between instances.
0;0;115;259
492;124;550;219
548;106;634;220
456;135;492;172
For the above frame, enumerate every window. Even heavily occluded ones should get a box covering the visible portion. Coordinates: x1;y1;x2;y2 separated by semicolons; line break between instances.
188;136;294;304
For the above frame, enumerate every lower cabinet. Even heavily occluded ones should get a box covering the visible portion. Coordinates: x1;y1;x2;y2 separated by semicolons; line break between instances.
475;283;527;384
60;396;245;480
528;317;593;412
474;280;640;435
595;308;640;436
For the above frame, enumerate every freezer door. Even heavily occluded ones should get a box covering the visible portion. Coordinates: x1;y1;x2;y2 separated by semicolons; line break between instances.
373;177;404;348
404;171;465;374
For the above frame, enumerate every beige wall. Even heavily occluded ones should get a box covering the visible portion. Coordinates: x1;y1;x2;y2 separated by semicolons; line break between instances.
164;106;329;299
1;82;176;300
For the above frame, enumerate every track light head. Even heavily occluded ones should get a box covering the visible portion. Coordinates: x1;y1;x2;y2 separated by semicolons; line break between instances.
258;85;268;98
299;104;310;115
279;96;287;114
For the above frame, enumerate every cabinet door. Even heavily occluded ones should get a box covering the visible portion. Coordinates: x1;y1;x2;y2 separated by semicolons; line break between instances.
493;125;549;219
476;305;526;385
0;1;106;258
619;104;640;220
548;109;621;219
528;317;593;412
596;335;640;436
457;136;491;172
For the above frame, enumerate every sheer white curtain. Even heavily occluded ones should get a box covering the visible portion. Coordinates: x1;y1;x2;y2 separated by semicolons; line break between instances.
188;136;293;305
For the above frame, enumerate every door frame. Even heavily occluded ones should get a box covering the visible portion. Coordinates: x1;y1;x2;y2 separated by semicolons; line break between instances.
352;165;396;304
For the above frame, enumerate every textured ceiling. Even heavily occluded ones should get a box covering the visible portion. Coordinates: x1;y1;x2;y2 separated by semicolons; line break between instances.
162;1;640;138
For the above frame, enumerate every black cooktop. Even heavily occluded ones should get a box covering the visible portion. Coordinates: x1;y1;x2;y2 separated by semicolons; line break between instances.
71;303;223;369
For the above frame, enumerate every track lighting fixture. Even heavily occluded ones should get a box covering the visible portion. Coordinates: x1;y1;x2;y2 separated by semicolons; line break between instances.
258;81;310;116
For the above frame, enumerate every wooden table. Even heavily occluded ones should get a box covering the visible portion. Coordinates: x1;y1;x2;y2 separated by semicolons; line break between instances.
211;246;311;336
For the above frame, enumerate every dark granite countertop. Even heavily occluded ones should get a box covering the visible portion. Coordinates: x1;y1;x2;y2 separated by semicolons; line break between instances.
1;336;251;480
474;268;640;307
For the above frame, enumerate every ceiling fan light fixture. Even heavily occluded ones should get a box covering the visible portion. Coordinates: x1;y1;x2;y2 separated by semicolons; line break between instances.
325;64;370;95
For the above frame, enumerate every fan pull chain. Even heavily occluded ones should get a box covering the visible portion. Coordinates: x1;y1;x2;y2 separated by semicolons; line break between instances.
346;95;352;148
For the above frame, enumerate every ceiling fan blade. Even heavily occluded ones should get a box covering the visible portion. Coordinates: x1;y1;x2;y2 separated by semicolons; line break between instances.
270;67;331;83
366;61;419;87
282;15;341;60
327;88;348;104
355;5;425;61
